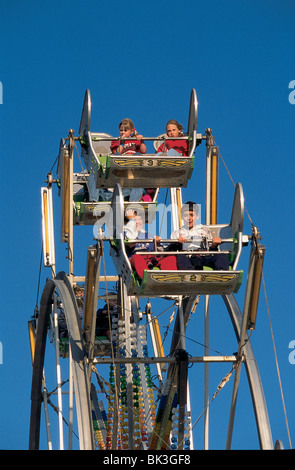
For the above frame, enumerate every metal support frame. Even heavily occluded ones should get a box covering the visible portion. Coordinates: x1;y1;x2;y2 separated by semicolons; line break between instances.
146;302;164;385
225;232;266;448
148;296;196;450
93;355;238;365
28;320;53;449
61;131;74;280
29;273;95;450
176;348;189;449
83;243;102;364
205;128;219;225
53;291;64;449
244;234;265;330
204;128;219;448
223;294;273;449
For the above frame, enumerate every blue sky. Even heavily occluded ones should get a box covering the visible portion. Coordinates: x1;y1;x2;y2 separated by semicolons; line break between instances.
1;0;295;450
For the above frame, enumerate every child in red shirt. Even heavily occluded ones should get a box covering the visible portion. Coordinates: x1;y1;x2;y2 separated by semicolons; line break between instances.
111;118;147;155
157;119;189;156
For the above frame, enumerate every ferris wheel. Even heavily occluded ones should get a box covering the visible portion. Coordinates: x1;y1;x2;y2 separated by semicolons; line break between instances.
28;89;276;451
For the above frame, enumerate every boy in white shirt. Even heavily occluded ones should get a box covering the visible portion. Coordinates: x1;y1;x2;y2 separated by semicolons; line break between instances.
170;201;229;271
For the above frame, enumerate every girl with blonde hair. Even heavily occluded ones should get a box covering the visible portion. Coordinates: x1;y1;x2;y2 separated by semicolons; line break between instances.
111;118;147;155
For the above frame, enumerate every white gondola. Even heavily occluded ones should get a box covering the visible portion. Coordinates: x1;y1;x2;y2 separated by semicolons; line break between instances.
57;141;159;226
110;183;246;297
78;89;199;192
